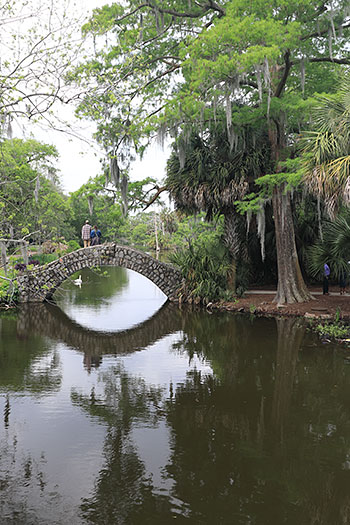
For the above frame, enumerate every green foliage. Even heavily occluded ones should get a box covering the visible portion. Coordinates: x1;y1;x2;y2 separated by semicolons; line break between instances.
308;211;350;280
67;240;80;252
170;226;232;302
72;0;349;148
302;75;350;216
166;126;271;219
0;278;18;304
235;170;303;214
170;214;219;249
69;0;350;302
315;322;349;340
0;138;73;242
67;174;157;244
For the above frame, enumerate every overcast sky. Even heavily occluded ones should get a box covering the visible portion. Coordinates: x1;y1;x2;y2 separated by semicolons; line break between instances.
13;0;170;195
31;113;170;195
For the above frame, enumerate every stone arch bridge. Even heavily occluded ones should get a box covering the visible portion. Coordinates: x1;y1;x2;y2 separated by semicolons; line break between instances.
17;244;182;303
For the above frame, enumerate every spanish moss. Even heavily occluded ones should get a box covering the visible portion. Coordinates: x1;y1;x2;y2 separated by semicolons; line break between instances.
34;175;40;204
88;195;94;216
156;122;167;149
121;175;128;216
110;156;120;187
263;57;271;116
256;65;263;103
257;206;266;262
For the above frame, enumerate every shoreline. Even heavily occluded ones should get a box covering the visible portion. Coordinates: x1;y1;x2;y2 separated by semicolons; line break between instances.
209;287;350;322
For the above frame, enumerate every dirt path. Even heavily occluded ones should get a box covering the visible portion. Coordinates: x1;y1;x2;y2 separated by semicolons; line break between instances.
211;285;350;321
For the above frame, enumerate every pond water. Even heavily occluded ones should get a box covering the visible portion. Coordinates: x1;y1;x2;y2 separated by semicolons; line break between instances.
0;267;349;524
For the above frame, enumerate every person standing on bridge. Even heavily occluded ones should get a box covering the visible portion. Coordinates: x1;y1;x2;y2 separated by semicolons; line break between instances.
90;225;102;246
82;220;92;248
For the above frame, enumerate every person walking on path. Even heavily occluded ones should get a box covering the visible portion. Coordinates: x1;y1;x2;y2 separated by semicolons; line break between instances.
90;225;102;246
323;262;330;295
82;220;92;248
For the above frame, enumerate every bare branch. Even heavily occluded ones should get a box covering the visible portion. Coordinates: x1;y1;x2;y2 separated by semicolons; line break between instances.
129;63;182;99
290;56;350;66
142;186;168;210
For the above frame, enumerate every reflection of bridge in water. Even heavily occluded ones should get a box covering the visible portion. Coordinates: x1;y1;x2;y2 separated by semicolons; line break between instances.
17;303;185;366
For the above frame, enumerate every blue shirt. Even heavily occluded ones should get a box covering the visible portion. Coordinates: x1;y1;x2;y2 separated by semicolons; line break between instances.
324;263;330;277
90;229;101;238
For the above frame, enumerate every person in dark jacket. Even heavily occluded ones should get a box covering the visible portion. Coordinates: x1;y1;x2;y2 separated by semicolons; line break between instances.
90;225;102;246
323;262;330;295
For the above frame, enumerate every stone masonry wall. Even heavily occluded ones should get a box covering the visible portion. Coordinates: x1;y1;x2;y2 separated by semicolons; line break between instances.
17;244;182;303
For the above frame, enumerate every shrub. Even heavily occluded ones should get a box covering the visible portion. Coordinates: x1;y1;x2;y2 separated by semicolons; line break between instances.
67;240;80;252
315;322;349;339
170;234;231;302
33;254;57;265
0;279;18;303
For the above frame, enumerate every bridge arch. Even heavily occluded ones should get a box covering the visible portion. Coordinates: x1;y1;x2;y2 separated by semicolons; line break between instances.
17;302;184;358
17;244;181;303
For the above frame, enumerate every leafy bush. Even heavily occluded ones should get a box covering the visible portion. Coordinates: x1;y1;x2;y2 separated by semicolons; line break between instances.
236;262;251;295
315;322;349;339
0;279;18;303
170;233;231;302
67;240;80;252
34;253;57;265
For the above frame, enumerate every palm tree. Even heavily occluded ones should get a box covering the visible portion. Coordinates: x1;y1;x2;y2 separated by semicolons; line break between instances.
166;124;272;289
302;76;350;217
308;211;350;281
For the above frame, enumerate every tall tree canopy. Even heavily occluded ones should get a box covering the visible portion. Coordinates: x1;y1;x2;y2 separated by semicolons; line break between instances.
0;138;71;241
73;0;350;303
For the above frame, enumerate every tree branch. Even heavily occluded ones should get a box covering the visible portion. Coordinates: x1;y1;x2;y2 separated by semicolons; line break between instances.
290;56;350;66
274;50;291;98
142;186;168;210
301;20;350;41
114;0;225;24
129;63;182;99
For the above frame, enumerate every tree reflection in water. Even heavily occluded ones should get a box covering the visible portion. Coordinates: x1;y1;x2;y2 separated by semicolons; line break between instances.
64;310;349;524
0;315;62;524
164;315;350;524
72;364;175;523
0;313;62;394
1;304;349;524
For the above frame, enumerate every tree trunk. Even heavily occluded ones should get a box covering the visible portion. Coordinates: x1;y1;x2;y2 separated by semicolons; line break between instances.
272;184;311;303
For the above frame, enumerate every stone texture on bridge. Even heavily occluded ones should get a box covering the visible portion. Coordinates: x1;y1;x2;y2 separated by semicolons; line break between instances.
17;243;182;303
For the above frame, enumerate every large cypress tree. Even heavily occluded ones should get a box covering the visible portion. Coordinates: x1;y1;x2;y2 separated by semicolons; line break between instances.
73;0;350;302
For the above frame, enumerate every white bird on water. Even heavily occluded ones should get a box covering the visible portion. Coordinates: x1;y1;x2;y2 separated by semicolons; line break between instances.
73;275;82;287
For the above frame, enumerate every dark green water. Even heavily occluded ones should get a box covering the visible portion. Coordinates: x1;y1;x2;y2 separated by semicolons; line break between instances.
0;267;349;524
